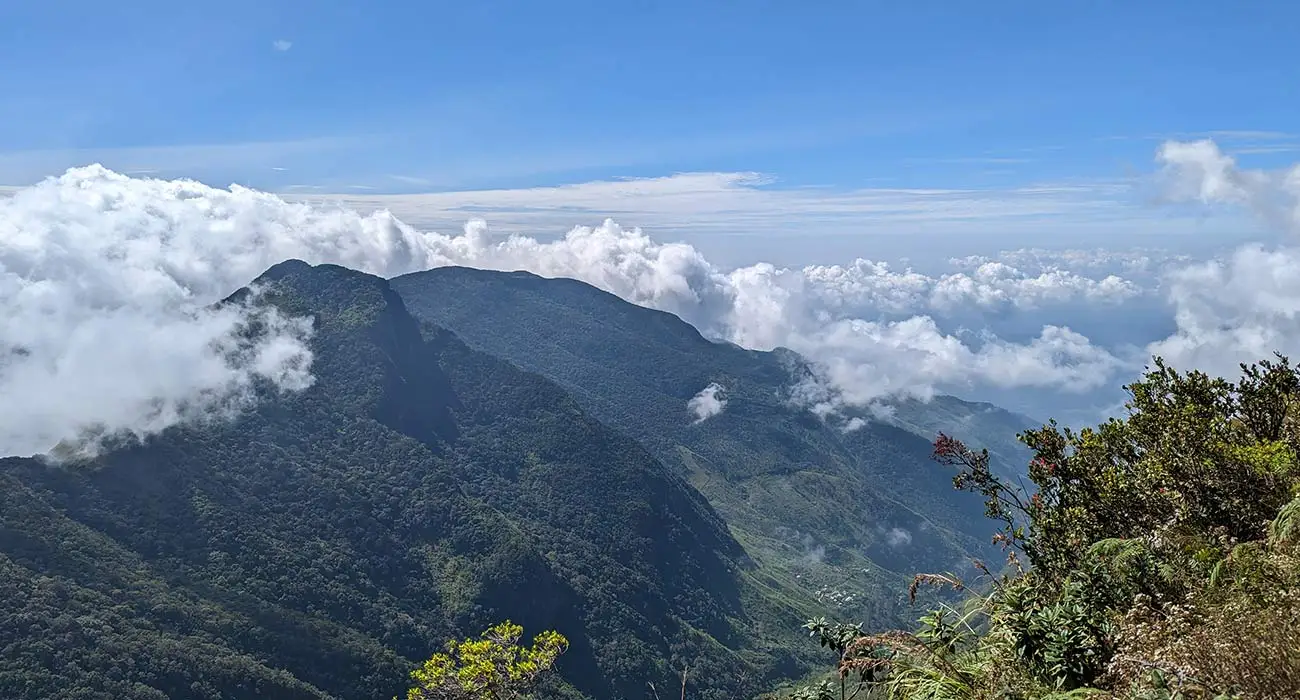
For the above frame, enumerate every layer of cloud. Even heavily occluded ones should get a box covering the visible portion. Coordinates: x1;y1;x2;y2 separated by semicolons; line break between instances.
0;165;476;457
311;173;1147;238
948;248;1190;277
303;162;1274;276
800;258;1141;315
688;383;727;423
7;138;1296;456
3;166;1138;455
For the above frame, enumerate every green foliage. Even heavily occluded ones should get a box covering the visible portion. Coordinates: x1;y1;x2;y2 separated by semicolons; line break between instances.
404;622;568;700
791;353;1300;699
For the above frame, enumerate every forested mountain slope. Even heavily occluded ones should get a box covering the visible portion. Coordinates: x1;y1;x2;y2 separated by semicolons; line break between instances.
392;267;1032;623
0;261;801;700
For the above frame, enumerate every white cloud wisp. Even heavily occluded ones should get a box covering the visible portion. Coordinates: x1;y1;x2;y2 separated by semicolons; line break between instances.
688;383;728;423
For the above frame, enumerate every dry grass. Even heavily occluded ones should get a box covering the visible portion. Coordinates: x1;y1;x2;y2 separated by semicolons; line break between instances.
1104;561;1300;699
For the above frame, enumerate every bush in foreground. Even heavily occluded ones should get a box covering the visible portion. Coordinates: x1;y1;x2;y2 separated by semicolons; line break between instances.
403;622;568;700
795;354;1300;699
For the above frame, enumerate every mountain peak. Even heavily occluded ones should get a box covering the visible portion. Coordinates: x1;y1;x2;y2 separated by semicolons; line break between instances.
2;260;769;700
255;257;315;282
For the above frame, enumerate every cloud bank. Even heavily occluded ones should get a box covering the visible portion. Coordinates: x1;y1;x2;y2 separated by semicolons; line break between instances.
0;165;478;457
3;138;1294;455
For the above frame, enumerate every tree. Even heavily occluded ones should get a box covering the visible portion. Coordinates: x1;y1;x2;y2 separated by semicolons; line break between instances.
403;621;569;700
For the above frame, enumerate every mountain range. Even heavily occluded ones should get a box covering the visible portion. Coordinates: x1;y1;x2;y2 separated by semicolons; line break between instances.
0;261;1038;700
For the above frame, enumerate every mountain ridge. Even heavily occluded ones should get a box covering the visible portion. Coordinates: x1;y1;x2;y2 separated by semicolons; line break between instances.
0;259;1039;699
0;260;801;700
392;265;1037;622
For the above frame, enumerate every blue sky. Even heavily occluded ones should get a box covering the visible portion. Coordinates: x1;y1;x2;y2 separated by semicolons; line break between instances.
1;0;1295;196
4;2;1300;436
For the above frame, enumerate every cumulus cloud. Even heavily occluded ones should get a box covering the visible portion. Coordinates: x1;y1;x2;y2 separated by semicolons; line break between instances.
688;383;727;423
22;142;1285;457
272;39;293;52
1157;140;1300;232
784;319;1123;420
0;165;481;457
841;417;868;433
424;220;1131;418
1147;245;1300;378
1149;140;1300;377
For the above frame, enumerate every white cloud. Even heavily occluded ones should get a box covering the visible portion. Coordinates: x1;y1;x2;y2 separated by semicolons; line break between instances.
2;166;1139;455
797;258;1141;315
14;138;1300;457
1148;140;1300;377
0;165;478;457
310;165;1266;277
783;319;1124;420
272;39;293;52
688;383;728;423
1205;130;1298;141
802;544;827;566
1146;245;1300;378
841;417;868;433
1157;139;1300;233
388;174;434;186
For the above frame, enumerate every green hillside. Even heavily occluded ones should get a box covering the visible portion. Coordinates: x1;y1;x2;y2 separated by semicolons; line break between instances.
391;267;1033;626
0;261;804;700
